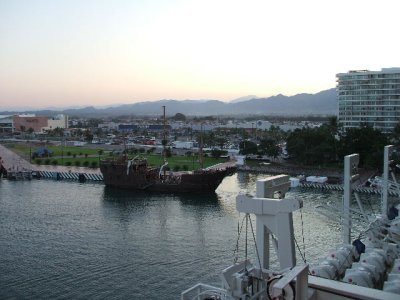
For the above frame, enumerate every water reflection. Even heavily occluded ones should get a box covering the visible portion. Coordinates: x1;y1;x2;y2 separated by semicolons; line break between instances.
102;186;220;206
2;172;397;300
178;192;219;206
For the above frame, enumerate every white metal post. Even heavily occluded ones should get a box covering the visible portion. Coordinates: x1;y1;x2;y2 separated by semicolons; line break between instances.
236;175;301;270
343;154;359;244
256;217;270;269
382;145;393;216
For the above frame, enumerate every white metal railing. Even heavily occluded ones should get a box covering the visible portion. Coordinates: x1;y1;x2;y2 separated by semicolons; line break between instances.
181;283;231;300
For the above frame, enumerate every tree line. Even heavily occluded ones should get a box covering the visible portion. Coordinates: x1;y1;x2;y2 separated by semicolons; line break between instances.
239;117;400;170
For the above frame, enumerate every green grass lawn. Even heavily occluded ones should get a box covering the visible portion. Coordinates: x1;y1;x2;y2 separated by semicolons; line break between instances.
6;143;102;157
136;154;225;170
3;142;227;171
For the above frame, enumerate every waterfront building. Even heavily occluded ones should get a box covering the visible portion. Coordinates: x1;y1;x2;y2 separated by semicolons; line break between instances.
0;115;13;133
46;114;69;131
98;121;118;132
12;114;69;133
13;115;48;133
118;124;139;133
337;67;400;133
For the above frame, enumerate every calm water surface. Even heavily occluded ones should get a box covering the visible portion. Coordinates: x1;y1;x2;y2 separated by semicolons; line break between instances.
0;173;387;299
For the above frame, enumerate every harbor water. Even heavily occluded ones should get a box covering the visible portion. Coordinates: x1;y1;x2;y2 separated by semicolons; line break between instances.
0;172;392;299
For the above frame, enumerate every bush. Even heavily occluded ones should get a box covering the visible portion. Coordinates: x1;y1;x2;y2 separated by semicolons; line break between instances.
65;161;72;166
173;165;181;171
83;161;89;167
67;151;71;156
35;159;41;165
51;159;58;165
165;148;172;158
74;161;81;166
44;158;51;165
182;165;189;171
79;152;83;156
211;149;224;159
90;161;98;168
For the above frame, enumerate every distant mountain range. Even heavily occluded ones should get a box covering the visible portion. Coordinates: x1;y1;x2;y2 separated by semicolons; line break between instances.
1;88;337;117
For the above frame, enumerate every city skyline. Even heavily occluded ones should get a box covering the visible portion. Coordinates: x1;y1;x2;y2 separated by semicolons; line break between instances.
1;0;400;110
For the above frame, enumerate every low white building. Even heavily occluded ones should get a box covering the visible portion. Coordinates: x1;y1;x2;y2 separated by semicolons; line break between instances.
45;114;69;130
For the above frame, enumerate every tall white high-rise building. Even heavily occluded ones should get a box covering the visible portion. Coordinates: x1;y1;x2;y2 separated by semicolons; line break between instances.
337;68;400;133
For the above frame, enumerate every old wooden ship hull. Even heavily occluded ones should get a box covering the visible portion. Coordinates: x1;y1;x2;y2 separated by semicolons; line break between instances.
100;159;235;193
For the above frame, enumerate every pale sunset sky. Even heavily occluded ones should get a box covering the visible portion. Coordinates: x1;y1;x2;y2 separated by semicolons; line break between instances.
0;0;399;110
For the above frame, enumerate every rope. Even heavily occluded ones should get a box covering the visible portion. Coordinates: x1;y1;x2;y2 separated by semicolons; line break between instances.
233;215;246;264
245;214;248;272
248;214;267;280
299;208;306;264
294;236;307;265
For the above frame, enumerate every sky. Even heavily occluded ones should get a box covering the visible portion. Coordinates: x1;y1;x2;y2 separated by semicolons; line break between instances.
1;0;400;110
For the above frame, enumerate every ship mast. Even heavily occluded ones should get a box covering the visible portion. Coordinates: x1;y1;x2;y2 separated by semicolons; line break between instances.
161;105;168;179
199;123;204;169
162;105;166;161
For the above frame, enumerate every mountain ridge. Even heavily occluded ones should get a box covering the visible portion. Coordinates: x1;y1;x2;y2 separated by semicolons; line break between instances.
0;88;337;117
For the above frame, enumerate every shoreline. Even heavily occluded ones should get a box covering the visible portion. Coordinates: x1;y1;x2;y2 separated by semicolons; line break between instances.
238;163;376;185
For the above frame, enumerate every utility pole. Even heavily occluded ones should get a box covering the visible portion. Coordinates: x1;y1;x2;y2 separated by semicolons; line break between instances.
162;105;166;161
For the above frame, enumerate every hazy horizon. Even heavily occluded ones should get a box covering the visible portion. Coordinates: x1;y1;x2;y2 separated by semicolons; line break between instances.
1;0;399;109
0;87;337;112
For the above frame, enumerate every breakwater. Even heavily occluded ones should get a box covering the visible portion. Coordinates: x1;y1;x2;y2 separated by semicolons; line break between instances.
36;170;103;182
299;182;400;197
237;164;399;196
238;163;376;184
238;164;343;182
